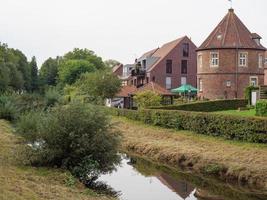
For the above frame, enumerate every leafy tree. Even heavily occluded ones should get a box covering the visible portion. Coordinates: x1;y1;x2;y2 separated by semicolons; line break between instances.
7;63;24;91
0;63;10;92
64;48;105;70
133;91;162;109
39;57;60;86
17;103;121;183
29;56;39;91
75;71;121;104
59;60;96;85
104;59;120;68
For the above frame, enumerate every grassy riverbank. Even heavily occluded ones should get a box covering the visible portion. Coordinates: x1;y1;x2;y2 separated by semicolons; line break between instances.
0;120;112;200
113;117;267;192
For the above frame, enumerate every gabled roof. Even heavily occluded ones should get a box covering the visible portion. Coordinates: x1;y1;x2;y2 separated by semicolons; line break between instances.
198;9;266;51
116;82;172;97
147;36;187;72
139;48;159;60
112;64;123;73
134;82;172;95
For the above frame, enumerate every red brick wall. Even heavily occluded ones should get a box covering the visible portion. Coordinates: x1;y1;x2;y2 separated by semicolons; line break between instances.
150;37;197;89
113;65;123;76
265;52;267;85
197;49;265;99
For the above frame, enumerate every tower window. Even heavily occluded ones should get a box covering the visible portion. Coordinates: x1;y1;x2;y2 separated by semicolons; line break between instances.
210;52;219;67
239;52;248;67
199;79;203;92
198;54;203;68
258;54;263;68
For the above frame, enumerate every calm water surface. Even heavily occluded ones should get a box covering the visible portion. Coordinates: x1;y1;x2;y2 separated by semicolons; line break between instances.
98;155;266;200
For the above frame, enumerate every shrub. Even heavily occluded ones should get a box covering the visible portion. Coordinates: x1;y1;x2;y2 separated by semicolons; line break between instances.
133;91;162;109
256;100;267;117
0;94;18;121
150;99;247;112
17;103;121;183
108;107;267;143
45;87;62;107
244;86;259;105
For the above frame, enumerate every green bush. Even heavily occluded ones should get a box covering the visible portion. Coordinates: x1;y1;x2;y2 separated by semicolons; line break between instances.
133;91;162;109
0;94;18;121
150;99;247;112
17;103;121;183
256;100;267;117
108;107;267;143
44;87;62;107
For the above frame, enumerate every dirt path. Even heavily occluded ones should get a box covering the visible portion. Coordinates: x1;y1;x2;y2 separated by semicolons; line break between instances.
113;117;267;192
0;120;112;200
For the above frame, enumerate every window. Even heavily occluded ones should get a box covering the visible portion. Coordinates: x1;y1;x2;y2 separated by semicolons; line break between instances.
142;60;147;69
226;80;231;87
198;54;203;68
181;60;187;74
239;52;248;67
199;79;203;92
182;43;189;57
181;77;187;85
166;60;172;74
258;55;263;68
250;76;258;86
210;52;219;67
166;77;172;89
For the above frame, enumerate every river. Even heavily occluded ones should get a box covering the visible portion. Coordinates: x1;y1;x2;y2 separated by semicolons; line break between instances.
97;154;267;200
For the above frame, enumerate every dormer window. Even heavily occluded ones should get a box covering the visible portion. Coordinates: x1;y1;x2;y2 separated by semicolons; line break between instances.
210;52;219;67
239;52;248;67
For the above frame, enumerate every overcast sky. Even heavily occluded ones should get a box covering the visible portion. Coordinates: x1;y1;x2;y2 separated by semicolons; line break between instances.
0;0;266;66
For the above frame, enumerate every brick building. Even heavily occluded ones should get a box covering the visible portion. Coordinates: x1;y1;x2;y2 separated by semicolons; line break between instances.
197;9;266;100
265;51;267;85
117;36;197;90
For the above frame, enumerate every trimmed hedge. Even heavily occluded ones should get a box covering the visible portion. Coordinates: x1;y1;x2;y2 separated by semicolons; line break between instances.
256;100;267;117
149;99;247;112
107;107;267;143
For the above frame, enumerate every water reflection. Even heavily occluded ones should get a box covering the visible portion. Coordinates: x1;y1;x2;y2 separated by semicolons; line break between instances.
97;154;266;200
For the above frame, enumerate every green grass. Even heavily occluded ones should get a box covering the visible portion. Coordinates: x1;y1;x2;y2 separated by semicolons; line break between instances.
0;120;112;200
214;108;257;117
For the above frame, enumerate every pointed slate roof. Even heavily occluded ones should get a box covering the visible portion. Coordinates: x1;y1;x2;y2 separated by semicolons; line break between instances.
198;9;266;51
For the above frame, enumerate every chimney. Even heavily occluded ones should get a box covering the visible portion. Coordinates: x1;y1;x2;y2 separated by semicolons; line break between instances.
251;33;262;46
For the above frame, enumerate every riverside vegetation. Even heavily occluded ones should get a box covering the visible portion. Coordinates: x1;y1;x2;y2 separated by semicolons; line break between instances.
0;44;122;199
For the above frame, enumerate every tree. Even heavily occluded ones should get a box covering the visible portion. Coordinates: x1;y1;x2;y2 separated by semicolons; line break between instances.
75;71;121;104
39;57;60;86
133;91;162;109
8;63;24;91
59;60;96;85
64;48;105;70
29;56;39;91
17;103;121;183
0;63;10;92
104;59;120;68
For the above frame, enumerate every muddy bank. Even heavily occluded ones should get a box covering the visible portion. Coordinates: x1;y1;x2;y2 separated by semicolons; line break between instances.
113;117;267;193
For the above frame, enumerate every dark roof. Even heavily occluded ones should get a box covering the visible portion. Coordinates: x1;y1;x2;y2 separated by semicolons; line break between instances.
198;9;266;51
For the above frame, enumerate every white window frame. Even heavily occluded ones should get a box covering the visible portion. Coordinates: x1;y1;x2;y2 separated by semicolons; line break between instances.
198;53;203;68
258;54;263;68
210;52;219;67
199;79;203;92
226;80;231;87
181;77;187;85
166;77;172;89
249;76;258;86
239;52;248;67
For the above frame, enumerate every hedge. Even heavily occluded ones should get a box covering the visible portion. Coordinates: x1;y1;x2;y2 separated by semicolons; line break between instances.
149;99;247;112
106;107;267;143
256;100;267;117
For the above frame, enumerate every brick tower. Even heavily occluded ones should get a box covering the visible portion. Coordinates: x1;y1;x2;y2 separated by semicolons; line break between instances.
197;9;266;100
